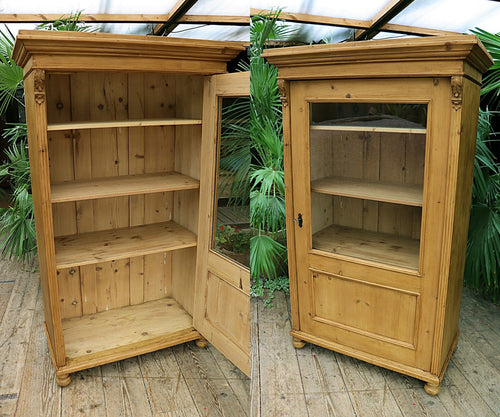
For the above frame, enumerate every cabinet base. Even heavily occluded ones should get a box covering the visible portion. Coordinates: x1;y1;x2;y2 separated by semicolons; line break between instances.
290;329;458;395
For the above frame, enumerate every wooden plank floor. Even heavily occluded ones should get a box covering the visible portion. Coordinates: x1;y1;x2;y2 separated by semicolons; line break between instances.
0;258;249;417
251;288;500;417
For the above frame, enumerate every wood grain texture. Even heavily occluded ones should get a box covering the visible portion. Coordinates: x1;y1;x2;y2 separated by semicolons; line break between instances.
62;298;195;361
262;35;492;78
312;177;423;206
51;171;200;203
313;224;420;269
279;38;489;391
193;74;251;378
47;117;202;131
311;124;426;134
0;262;39;399
24;70;66;366
55;221;197;269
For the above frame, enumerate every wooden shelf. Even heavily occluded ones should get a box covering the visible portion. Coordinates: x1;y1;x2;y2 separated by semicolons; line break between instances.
47;118;202;131
311;177;423;207
310;125;426;135
62;298;199;372
313;224;420;270
51;172;199;203
55;221;197;269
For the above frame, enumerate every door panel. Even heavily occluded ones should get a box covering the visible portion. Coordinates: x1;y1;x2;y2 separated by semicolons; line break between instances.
290;78;451;371
194;72;250;376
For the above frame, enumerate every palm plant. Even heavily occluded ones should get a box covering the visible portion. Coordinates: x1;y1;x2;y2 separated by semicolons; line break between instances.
0;13;91;262
0;28;23;117
249;11;294;299
219;97;251;207
36;11;97;32
465;109;500;303
0;26;31;261
465;28;500;303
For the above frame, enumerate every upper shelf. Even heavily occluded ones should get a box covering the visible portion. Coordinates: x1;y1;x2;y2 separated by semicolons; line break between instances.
310;125;426;135
47;118;202;132
55;221;197;269
51;172;199;203
311;177;423;207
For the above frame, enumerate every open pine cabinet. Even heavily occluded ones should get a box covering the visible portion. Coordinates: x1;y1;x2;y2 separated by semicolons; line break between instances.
263;35;492;395
13;30;250;386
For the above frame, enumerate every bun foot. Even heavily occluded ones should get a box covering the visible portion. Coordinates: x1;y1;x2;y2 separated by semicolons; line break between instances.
195;337;209;348
56;373;71;387
424;381;440;396
292;337;306;349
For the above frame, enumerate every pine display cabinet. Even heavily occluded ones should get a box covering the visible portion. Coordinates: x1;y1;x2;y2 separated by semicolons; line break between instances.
13;30;250;386
263;36;492;395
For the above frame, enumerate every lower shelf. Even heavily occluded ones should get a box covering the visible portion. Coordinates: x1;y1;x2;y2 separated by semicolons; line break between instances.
312;224;420;270
60;298;200;373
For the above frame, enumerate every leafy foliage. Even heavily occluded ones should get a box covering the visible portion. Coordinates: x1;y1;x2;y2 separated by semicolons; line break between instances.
251;273;289;307
249;11;293;293
0;141;36;262
0;12;91;262
219;97;251;207
36;11;97;32
471;28;500;107
464;109;500;303
464;28;500;303
0;27;24;115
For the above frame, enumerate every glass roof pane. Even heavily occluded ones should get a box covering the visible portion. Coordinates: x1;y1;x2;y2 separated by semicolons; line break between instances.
3;1;500;42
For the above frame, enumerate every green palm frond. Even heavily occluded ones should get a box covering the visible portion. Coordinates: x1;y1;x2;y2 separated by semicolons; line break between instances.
471;28;500;105
250;234;286;283
219;97;251;206
0;27;24;115
0;185;36;262
37;11;97;32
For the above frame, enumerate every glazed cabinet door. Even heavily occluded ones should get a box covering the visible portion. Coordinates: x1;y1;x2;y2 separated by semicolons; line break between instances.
193;72;250;376
288;78;451;370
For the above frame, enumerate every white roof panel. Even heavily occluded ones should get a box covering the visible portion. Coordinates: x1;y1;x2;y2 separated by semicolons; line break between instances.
2;1;500;42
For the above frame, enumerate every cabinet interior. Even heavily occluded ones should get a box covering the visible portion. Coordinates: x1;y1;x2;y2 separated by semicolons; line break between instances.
45;71;204;360
309;102;426;270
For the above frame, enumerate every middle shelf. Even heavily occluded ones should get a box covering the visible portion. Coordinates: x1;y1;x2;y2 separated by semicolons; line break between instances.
311;177;423;207
55;221;197;269
51;172;200;203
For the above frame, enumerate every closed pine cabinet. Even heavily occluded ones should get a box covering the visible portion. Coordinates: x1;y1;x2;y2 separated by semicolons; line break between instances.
263;35;492;395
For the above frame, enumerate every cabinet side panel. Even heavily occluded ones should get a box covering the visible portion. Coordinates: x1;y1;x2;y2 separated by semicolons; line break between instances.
24;71;66;365
171;76;203;314
439;78;481;368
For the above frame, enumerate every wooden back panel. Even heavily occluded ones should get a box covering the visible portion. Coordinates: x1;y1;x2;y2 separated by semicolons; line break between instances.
310;128;425;240
45;72;203;319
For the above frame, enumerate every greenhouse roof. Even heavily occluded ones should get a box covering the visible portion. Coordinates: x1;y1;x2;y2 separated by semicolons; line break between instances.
1;0;500;42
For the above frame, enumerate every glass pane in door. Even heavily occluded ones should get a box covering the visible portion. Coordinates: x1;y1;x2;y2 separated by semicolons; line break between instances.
211;97;251;267
309;102;427;270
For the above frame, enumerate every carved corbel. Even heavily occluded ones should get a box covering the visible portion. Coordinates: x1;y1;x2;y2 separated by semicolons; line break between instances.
33;69;46;105
451;76;463;111
277;79;288;108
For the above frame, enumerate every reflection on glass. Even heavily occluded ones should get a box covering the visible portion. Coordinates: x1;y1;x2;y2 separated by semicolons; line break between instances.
212;97;251;267
309;102;426;270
